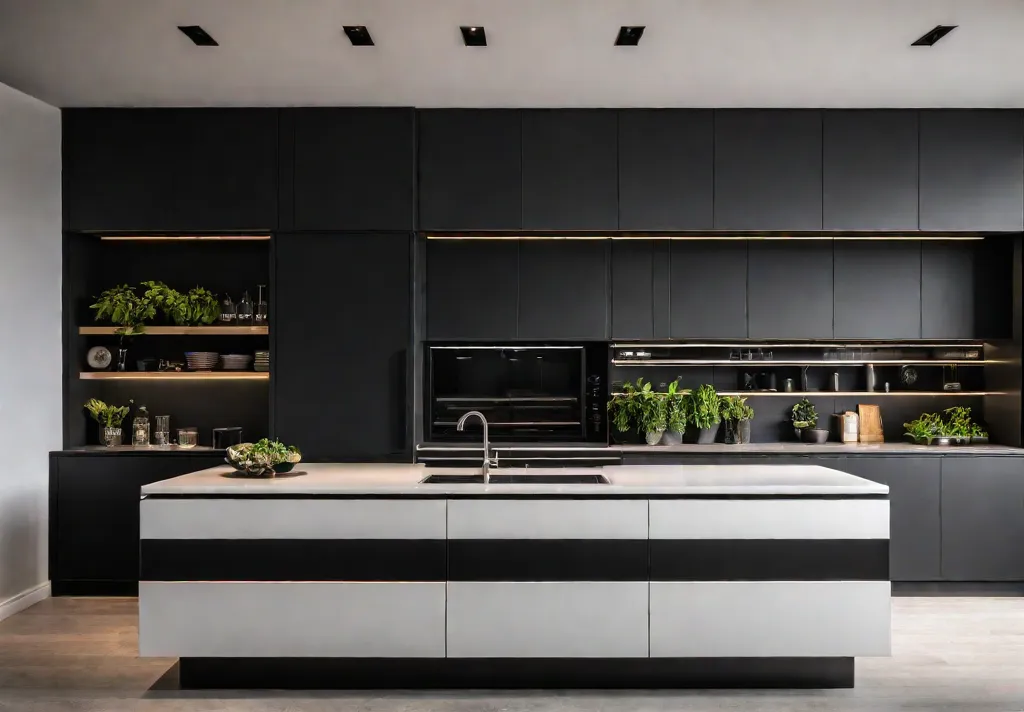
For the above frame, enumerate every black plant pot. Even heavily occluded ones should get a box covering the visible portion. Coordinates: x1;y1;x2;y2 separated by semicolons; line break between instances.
802;428;830;444
696;423;721;444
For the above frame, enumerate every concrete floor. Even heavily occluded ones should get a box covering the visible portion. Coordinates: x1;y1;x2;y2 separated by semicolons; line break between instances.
0;596;1021;711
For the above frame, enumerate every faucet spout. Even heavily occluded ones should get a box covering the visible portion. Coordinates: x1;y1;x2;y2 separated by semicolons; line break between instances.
456;410;496;483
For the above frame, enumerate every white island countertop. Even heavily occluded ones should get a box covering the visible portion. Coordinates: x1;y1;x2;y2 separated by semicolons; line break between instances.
140;463;888;497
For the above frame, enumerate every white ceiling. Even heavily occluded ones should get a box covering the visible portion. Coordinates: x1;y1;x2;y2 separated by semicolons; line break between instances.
1;0;1023;108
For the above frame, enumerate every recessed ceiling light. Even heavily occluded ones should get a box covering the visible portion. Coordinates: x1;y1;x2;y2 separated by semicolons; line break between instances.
343;26;374;46
615;26;645;46
177;25;218;47
460;25;487;47
912;25;957;46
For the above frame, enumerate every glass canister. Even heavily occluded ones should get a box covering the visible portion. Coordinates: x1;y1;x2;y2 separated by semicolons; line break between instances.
219;295;236;325
177;427;198;449
255;284;268;327
132;406;151;447
236;291;254;326
153;415;171;446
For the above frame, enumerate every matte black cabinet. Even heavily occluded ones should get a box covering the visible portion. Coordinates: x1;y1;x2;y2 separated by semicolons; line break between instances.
714;110;823;230
941;457;1024;581
921;242;975;339
63;109;278;232
50;454;224;595
823;111;919;230
521;111;618;230
747;241;833;339
426;239;519;340
418;110;522;231
518;241;608;339
284;108;415;231
611;240;655;339
833;241;922;339
919;110;1024;232
669;241;747;338
274;233;410;460
617;110;713;230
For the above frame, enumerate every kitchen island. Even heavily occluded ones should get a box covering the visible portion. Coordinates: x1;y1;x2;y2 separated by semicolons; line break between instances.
139;463;890;689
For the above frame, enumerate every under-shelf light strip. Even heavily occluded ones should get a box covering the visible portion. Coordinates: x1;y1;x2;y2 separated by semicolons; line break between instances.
98;235;271;241
426;235;985;241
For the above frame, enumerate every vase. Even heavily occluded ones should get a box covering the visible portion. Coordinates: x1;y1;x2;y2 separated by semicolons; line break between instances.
102;427;122;447
116;348;128;372
645;429;665;446
802;428;830;444
661;430;683;446
697;423;720;444
724;419;751;444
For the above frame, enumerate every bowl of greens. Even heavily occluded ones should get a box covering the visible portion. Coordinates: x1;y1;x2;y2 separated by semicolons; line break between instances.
225;438;302;477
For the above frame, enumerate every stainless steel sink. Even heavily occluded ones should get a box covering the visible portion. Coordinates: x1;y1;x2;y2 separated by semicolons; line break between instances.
420;472;610;485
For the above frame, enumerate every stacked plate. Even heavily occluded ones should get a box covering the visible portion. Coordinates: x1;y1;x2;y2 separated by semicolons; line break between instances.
220;354;254;371
185;351;219;371
254;350;270;373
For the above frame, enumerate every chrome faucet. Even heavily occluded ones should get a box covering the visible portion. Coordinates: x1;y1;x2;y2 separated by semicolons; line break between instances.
456;410;498;483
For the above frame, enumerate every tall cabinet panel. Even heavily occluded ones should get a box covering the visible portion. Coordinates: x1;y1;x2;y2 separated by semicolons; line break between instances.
426;240;519;340
286;108;416;231
919;110;1024;231
921;242;975;339
822;111;919;230
274;233;410;461
611;241;655;339
418;110;522;231
714;110;823;230
617;110;714;230
747;241;833;339
518;241;608;340
833;241;921;339
521;111;618;230
669;242;747;339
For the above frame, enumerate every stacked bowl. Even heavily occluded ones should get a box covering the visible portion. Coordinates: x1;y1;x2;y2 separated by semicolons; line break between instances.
254;351;270;373
220;354;254;371
185;352;219;371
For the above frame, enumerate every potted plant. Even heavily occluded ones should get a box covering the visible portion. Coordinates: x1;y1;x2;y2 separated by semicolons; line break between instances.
90;284;156;370
662;381;690;446
608;378;666;445
903;413;940;445
690;384;721;444
943;406;973;445
720;395;754;445
84;398;132;447
143;282;221;326
970;422;989;445
792;398;828;443
608;379;642;444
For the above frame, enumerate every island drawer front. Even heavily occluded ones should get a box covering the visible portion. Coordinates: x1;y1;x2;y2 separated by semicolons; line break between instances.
140;498;447;539
649;499;889;540
139;582;446;658
446;581;649;658
649;581;891;658
446;499;648;539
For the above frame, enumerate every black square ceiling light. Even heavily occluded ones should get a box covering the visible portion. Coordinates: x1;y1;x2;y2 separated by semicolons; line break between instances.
912;25;957;46
461;26;487;46
178;25;218;46
344;26;374;46
615;26;645;46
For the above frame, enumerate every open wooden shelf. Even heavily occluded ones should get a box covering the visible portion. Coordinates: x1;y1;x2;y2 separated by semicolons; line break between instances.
80;371;268;381
613;390;1001;397
79;326;268;336
611;359;987;367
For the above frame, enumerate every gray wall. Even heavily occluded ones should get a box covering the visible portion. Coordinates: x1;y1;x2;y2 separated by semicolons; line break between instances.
0;81;61;612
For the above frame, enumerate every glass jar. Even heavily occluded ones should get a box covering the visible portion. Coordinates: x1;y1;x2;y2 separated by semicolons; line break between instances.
177;427;198;449
132;406;150;447
219;295;236;325
153;415;171;446
255;284;268;327
102;427;122;448
236;291;254;327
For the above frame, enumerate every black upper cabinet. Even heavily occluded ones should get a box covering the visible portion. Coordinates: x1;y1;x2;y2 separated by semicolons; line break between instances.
64;109;278;232
611;240;655;339
618;110;714;230
275;233;410;460
714;110;823;230
521;111;618;230
669;242;747;339
418;110;522;231
823;111;919;231
748;242;833;339
518;241;608;340
286;108;415;231
426;240;519;340
833;241;921;339
921;242;975;339
919;110;1024;231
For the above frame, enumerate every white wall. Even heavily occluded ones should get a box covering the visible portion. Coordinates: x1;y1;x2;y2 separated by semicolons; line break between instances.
0;82;61;615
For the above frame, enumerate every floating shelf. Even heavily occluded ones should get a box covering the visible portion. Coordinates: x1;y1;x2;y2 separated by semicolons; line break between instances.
79;326;268;336
80;371;268;381
612;390;1000;397
611;359;987;367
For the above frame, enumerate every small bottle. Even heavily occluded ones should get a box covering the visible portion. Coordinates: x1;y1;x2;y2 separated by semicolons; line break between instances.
236;291;254;326
255;284;268;327
219;295;236;325
132;406;151;447
832;372;841;392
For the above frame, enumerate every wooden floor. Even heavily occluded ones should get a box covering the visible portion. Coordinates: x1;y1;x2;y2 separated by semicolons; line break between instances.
0;596;1022;711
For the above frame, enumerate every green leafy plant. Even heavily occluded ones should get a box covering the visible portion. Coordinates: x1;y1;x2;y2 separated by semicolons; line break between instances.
719;395;754;423
665;381;691;434
226;438;302;477
608;379;642;433
942;406;973;439
141;282;220;326
690;384;721;430
904;412;942;442
607;378;668;436
969;422;988;439
90;285;155;336
83;398;131;428
791;398;818;429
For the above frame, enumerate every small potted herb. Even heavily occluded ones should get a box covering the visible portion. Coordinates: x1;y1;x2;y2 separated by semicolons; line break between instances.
662;381;690;446
903;413;941;445
90;285;156;370
608;378;666;445
792;398;828;444
969;422;989;445
690;384;721;444
943;406;973;445
720;395;754;445
608;379;642;444
84;398;132;447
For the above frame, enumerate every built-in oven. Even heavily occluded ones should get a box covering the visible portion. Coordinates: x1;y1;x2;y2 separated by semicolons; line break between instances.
426;344;607;443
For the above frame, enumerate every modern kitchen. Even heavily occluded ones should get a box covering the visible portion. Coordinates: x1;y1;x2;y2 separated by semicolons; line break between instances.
1;1;1024;709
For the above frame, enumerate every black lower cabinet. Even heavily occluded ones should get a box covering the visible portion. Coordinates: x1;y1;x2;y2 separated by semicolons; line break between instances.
50;454;224;595
274;233;410;461
941;457;1024;581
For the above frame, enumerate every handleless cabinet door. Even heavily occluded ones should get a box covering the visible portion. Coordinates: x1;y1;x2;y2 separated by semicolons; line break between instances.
670;241;747;338
518;240;608;340
747;241;833;339
618;110;713;230
823;110;919;230
522;110;618;230
921;242;975;339
426;239;519;340
418;110;522;230
919;110;1024;232
611;240;655;339
714;110;823;230
833;241;921;339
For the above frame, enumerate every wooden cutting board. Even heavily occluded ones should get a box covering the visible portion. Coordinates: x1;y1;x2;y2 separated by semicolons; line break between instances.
858;404;884;443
